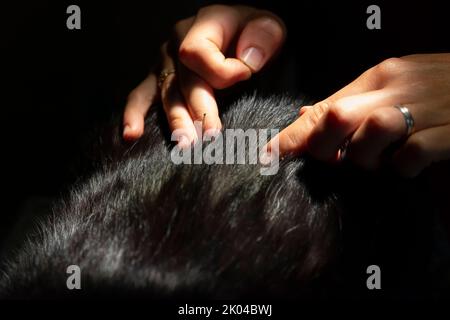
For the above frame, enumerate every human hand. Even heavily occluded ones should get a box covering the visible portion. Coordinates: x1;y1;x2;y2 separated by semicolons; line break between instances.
267;54;450;177
123;5;286;146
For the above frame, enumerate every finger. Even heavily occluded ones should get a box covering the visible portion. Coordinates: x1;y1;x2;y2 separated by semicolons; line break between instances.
236;12;286;72
346;107;408;169
160;42;198;146
299;106;312;116
161;72;198;147
305;89;398;161
402;53;450;63
123;73;158;141
178;5;255;89
271;63;386;157
173;17;222;133
266;113;313;158
178;64;222;133
392;125;450;177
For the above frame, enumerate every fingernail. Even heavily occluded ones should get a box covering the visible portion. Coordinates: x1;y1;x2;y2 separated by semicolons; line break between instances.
259;144;273;165
177;136;191;149
260;150;274;166
203;128;221;141
240;47;264;72
123;125;133;140
299;106;312;116
202;115;221;134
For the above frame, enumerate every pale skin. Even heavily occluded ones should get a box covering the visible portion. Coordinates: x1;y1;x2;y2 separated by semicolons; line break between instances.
123;4;450;177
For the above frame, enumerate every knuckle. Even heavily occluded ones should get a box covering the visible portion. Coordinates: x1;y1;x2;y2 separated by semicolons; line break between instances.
325;102;351;128
366;110;392;133
178;40;198;61
262;11;286;34
375;57;405;77
178;45;237;89
247;15;285;41
306;102;329;128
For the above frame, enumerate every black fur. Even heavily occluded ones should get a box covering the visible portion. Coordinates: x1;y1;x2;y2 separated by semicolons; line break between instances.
0;92;433;299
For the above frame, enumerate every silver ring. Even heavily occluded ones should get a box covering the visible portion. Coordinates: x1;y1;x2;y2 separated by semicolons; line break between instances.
394;105;415;137
158;69;175;89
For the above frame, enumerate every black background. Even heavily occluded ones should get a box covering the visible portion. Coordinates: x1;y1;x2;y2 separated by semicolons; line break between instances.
1;0;449;251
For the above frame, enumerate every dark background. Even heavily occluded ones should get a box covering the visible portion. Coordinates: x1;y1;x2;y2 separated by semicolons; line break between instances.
1;0;449;255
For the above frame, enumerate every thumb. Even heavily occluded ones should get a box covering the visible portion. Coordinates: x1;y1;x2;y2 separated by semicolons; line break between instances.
237;13;286;72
